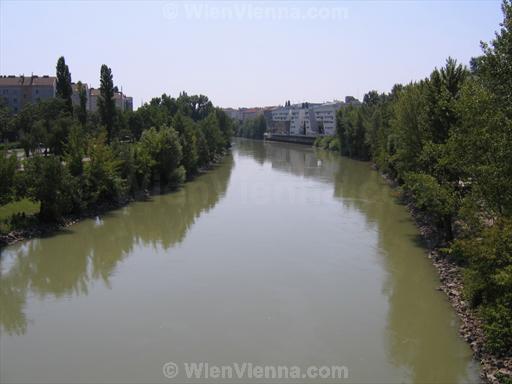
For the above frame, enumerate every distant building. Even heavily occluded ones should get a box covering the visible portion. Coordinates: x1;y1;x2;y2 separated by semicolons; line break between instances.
223;108;242;122
71;82;90;110
222;107;269;124
0;75;134;113
269;101;342;137
0;75;56;113
124;96;133;112
224;102;342;137
89;88;133;112
240;108;262;121
313;102;342;135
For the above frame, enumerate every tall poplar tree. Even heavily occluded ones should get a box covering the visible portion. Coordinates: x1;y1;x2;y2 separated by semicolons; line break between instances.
98;64;116;144
55;56;73;113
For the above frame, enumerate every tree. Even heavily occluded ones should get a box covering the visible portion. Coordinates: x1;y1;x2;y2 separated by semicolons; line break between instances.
363;90;380;107
424;58;468;144
139;126;183;186
25;156;71;221
76;81;88;126
451;219;512;355
174;113;198;178
64;124;85;177
0;101;12;142
0;151;18;204
56;56;73;113
477;0;512;114
84;132;124;205
98;65;116;144
48;114;73;156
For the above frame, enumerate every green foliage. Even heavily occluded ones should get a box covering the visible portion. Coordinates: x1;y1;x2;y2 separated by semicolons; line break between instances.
0;151;18;204
24;156;73;221
0;198;40;221
98;64;116;144
215;108;234;148
64;124;85;177
76;81;88;126
138;126;183;187
174;113;199;178
453;220;512;355
320;4;512;359
403;172;456;240
0;199;40;235
84;133;124;206
195;127;211;168
236;115;267;139
336;106;370;160
56;56;73;113
313;135;340;152
201;112;225;161
0;57;232;241
477;0;512;114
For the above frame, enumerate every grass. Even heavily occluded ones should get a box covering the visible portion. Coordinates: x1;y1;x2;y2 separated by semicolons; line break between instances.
0;199;40;221
0;199;40;234
0;142;21;151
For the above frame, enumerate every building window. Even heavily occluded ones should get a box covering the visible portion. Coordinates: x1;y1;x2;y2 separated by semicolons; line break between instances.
35;89;39;95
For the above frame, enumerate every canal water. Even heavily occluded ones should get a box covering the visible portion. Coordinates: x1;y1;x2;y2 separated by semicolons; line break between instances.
0;139;479;383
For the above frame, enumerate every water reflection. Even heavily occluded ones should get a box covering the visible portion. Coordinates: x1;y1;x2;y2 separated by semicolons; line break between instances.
1;140;477;383
234;139;478;383
330;153;478;383
0;155;233;336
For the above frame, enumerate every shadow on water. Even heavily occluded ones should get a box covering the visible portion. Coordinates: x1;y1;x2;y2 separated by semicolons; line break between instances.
0;155;234;336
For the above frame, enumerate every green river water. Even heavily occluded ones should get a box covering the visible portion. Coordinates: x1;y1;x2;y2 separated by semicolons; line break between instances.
0;139;479;383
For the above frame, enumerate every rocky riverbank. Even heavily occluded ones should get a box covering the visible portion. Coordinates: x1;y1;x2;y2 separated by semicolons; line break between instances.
386;169;512;384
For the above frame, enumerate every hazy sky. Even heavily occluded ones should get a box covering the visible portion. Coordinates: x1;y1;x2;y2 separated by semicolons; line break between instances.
0;0;504;108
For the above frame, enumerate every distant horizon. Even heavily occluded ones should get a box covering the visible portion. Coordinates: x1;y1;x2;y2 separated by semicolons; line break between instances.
0;0;504;109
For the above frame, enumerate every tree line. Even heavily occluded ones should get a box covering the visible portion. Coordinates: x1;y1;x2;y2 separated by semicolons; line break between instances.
234;114;267;139
316;1;512;357
0;57;233;225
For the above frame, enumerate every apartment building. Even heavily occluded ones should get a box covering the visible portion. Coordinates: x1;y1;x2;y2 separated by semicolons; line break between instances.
269;101;342;137
71;82;90;109
88;88;133;112
0;75;56;113
0;75;134;113
313;102;342;135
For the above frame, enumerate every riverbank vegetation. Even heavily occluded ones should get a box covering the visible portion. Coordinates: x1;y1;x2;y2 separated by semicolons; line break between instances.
0;57;233;242
320;1;512;363
234;115;267;139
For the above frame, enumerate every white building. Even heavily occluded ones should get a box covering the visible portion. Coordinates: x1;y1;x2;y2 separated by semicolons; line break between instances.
269;102;340;136
312;102;342;136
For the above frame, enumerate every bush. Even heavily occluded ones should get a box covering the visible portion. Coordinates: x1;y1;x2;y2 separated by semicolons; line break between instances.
139;126;183;187
402;172;456;240
313;136;338;151
84;133;125;207
24;156;74;221
328;137;340;152
453;219;512;355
